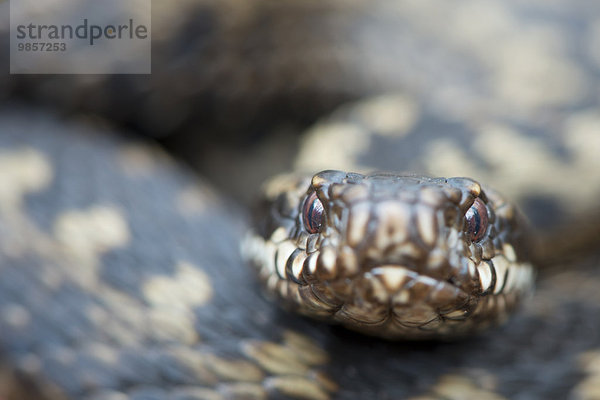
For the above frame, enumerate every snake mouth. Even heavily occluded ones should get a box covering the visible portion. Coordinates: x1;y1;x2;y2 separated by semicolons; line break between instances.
329;263;475;332
346;245;473;293
368;262;458;287
358;264;472;307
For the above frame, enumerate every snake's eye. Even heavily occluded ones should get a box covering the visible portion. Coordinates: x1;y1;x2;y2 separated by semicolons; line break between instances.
465;198;488;242
302;192;324;234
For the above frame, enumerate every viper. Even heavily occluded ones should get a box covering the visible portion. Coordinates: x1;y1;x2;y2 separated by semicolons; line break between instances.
0;1;600;400
244;171;534;339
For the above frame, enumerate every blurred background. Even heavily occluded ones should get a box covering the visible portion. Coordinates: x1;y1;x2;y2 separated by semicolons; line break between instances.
1;0;599;204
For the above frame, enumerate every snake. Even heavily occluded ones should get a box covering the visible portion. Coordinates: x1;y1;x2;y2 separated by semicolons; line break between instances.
243;170;534;339
1;0;600;399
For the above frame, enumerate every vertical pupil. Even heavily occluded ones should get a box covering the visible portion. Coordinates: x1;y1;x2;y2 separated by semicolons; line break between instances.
471;211;481;236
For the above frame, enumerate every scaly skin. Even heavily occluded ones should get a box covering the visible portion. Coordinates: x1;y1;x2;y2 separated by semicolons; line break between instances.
245;170;534;339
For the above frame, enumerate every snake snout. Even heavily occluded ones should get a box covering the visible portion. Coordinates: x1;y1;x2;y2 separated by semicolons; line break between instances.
340;195;462;275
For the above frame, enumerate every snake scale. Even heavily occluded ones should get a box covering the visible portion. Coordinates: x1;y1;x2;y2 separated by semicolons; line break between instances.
1;0;600;399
